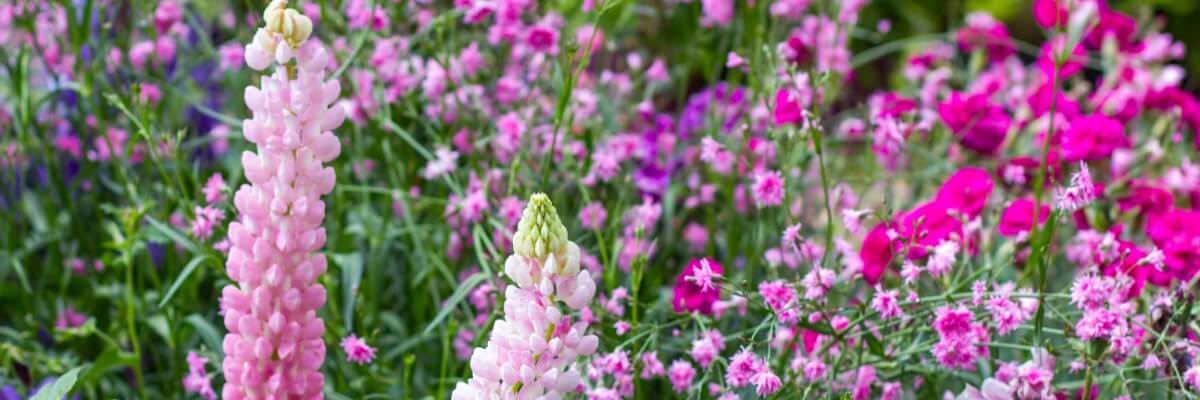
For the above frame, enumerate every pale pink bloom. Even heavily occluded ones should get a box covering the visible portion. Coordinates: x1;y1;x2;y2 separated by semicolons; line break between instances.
925;240;959;277
700;0;734;27
759;280;796;312
871;286;904;319
685;258;721;292
614;320;630;335
341;334;377;364
752;369;782;396
222;22;343;398
802;358;828;381
182;351;216;400
422;146;459;179
579;202;607;230
55;305;86;329
801;266;834;300
1055;162;1096;212
725;350;763;387
726;51;746;68
831;315;850;331
667;360;696;393
683;223;709;252
203;174;226;204
640;352;665;378
751;170;786;207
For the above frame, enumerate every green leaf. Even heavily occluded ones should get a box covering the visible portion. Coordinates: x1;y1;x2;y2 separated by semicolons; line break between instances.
864;332;885;357
185;314;223;358
4;254;32;294
331;253;364;332
145;315;174;348
78;348;137;388
30;366;82;400
144;216;201;255
422;273;486;336
159;255;210;308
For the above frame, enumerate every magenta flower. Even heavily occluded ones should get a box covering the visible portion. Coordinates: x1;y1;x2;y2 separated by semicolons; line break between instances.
955;13;1015;62
1060;114;1129;162
773;87;805;125
997;199;1049;237
673;258;724;315
935;167;995;218
938;92;1011;154
859;223;895;284
340;334;377;364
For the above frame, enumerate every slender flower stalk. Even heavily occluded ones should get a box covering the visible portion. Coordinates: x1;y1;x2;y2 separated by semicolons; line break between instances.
218;1;344;398
452;193;599;400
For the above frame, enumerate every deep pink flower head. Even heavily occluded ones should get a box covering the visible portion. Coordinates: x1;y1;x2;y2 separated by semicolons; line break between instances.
1146;209;1200;283
774;88;805;125
1086;8;1137;50
998;199;1049;237
673;258;724;315
1037;36;1088;78
938;92;1010;154
1029;85;1082;125
895;202;965;259
1032;0;1068;28
526;24;559;53
1117;185;1173;217
936;167;994;219
956;13;1015;62
1060;114;1129;162
859;223;894;284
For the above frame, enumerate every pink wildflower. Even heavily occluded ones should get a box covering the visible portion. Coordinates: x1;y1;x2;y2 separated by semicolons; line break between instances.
341;334;377;364
667;360;696;393
751;170;786;207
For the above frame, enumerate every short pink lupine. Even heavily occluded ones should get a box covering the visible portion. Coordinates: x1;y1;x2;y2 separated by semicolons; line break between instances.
452;193;599;399
219;2;343;399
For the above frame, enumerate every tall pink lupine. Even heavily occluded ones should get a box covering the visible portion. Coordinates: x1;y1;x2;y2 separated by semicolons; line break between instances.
452;193;600;400
218;1;344;398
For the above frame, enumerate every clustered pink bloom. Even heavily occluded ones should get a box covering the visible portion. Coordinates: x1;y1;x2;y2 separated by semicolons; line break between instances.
191;206;226;241
203;174;228;204
219;3;342;398
688;330;726;368
55;305;86;330
183;351;217;400
340;334;377;364
1055;162;1096;212
666;360;696;393
751;169;786;207
931;305;990;369
453;193;599;399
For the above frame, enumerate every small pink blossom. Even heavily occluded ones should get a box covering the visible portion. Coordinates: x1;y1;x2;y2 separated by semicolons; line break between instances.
667;360;696;393
341;334;377;364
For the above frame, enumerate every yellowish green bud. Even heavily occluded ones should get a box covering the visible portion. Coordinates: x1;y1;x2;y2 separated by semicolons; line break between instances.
513;193;568;259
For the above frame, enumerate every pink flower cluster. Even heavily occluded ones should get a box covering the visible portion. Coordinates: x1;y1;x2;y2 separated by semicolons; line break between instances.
452;194;599;400
860;167;994;284
183;351;217;400
218;3;344;398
